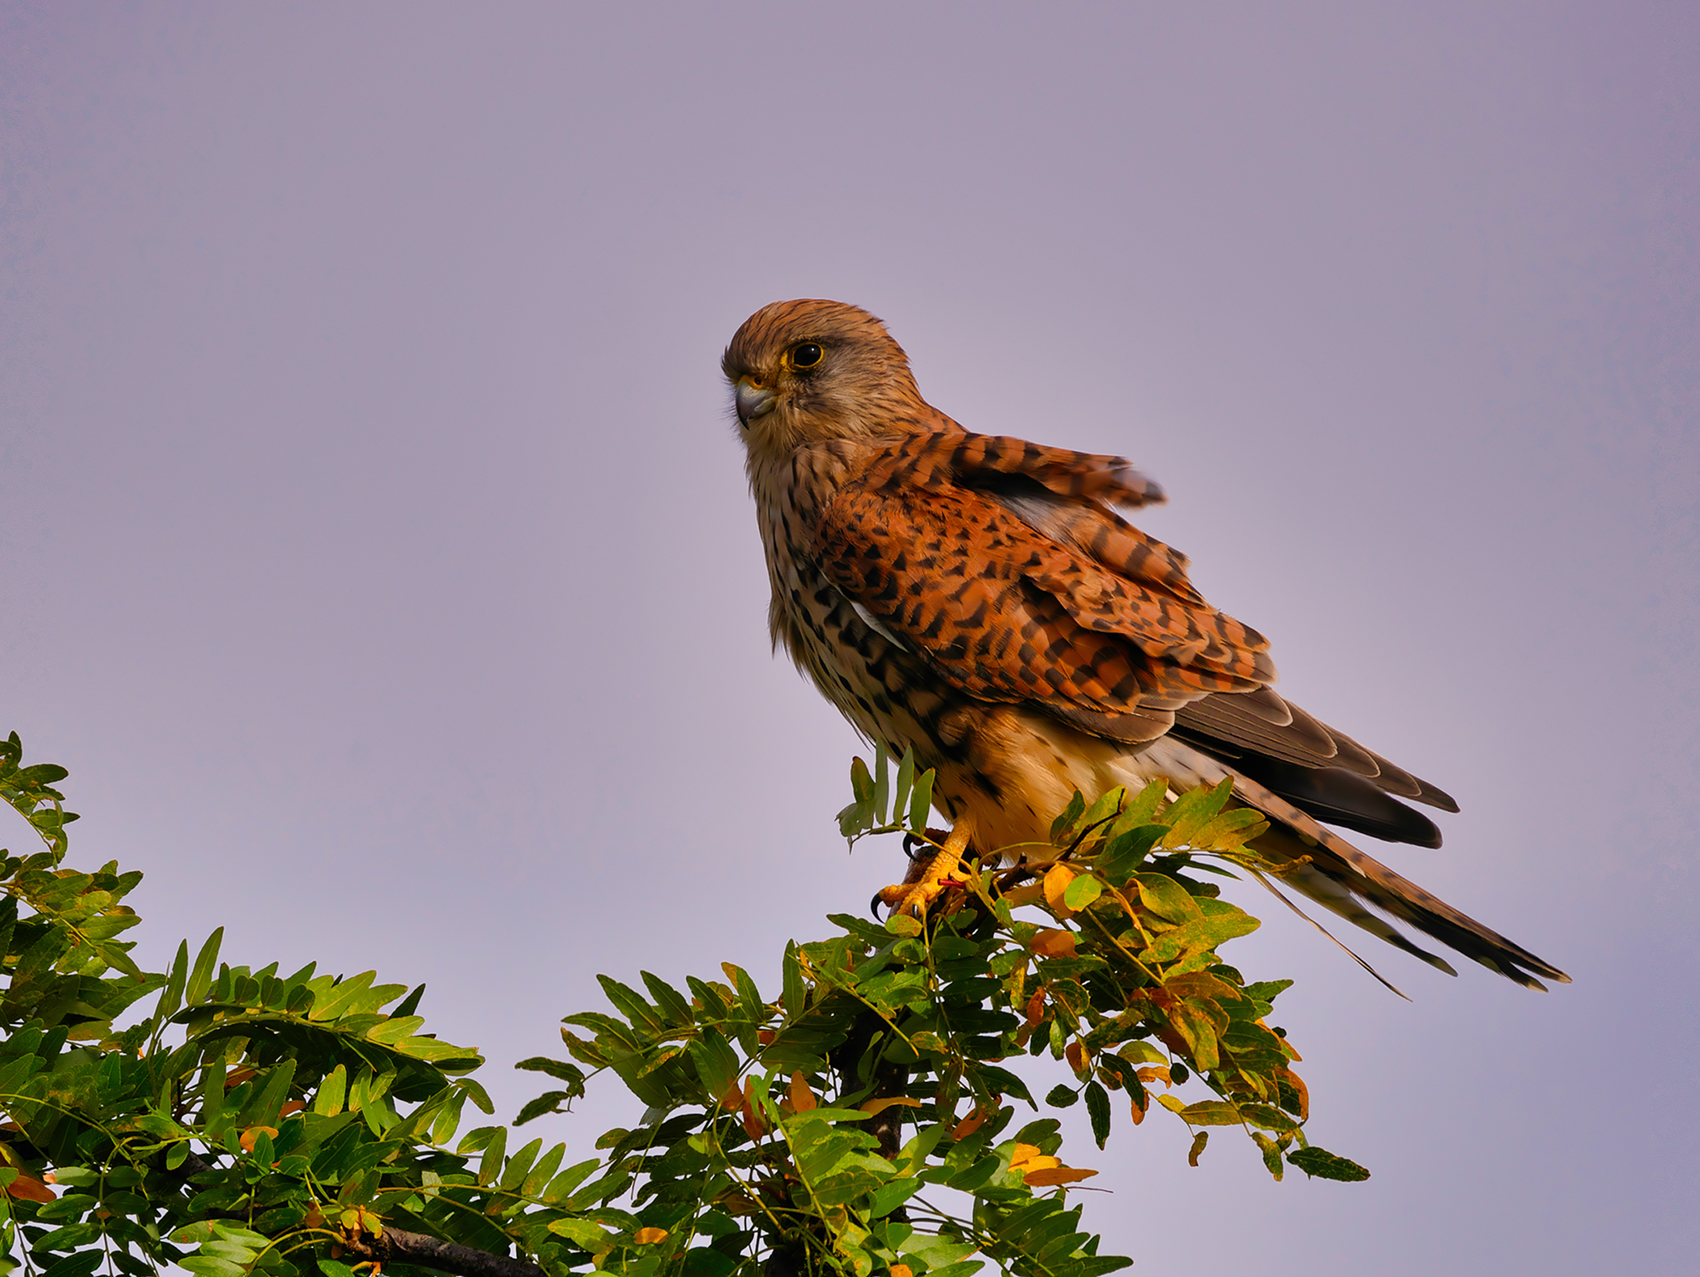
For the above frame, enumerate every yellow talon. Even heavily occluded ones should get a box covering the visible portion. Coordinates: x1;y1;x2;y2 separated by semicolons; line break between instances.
876;824;973;917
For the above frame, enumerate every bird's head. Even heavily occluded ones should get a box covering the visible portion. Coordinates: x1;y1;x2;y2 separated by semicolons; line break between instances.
722;299;933;460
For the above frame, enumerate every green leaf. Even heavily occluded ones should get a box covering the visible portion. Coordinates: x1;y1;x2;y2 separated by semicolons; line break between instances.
1239;1103;1299;1133
185;927;224;1006
1096;824;1167;882
1084;1080;1111;1149
1049;791;1087;844
1063;875;1103;910
548;1218;614;1249
873;741;890;824
1044;1084;1079;1108
1174;1100;1242;1127
1287;1147;1371;1181
893;748;915;828
908;768;935;832
315;1064;348;1116
238;1058;296;1128
155;939;189;1023
1132;874;1202;924
515;1091;574;1125
478;1125;508;1185
307;971;378;1022
841;756;877;836
542;1157;602;1204
516;1056;587;1087
1160;778;1234;846
866;1177;923;1219
40;1255;106;1277
782;941;806;1017
640;971;693;1025
1074;787;1126;844
721;962;767;1024
685;1027;740;1101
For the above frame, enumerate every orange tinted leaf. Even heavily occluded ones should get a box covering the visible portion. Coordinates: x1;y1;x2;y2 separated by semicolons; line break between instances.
239;1126;279;1152
1024;989;1047;1027
224;1067;258;1090
1128;1092;1146;1125
950;1106;990;1139
1278;1067;1310;1120
718;1192;759;1216
1188;1131;1209;1167
1007;1143;1047;1172
1043;865;1077;915
1030;929;1077;958
891;1266;914;1277
1166;971;1240;1001
1064;1041;1087;1075
1003;882;1044;908
279;1101;306;1117
788;1072;817;1113
861;1096;922;1117
633;1228;668;1245
740;1079;767;1140
756;1030;777;1045
1023;1166;1098;1186
3;1175;55;1203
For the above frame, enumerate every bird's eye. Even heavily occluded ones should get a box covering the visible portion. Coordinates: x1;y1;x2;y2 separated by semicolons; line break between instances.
789;342;824;369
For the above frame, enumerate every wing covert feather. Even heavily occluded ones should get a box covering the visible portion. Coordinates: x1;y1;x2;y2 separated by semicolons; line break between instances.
811;432;1275;722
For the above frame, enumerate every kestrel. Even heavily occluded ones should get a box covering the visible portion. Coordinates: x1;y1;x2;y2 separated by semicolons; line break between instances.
725;299;1567;990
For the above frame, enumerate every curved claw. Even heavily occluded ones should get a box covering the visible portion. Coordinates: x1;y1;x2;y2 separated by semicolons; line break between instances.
869;891;888;919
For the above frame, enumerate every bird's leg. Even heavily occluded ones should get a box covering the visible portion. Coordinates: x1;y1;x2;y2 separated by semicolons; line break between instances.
876;824;973;919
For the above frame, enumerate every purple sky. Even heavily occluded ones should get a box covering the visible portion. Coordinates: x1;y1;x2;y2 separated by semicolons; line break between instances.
3;3;1696;1272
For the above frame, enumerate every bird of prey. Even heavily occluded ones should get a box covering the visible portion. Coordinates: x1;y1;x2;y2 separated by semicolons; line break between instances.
724;298;1567;990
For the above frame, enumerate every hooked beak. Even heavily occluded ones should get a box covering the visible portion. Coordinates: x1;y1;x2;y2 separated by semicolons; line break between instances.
734;376;776;426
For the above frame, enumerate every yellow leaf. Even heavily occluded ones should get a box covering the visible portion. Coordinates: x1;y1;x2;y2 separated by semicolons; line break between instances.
788;1071;817;1113
1043;864;1077;915
1007;1142;1046;1171
1188;1131;1209;1167
633;1227;668;1245
1030;929;1078;958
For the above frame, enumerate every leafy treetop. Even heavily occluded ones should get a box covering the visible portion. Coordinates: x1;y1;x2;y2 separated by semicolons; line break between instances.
0;731;1363;1277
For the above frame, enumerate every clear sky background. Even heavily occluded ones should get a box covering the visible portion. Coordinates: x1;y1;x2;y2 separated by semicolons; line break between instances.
3;3;1696;1273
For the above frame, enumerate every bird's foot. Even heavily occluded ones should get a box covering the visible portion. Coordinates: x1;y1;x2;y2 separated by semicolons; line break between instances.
874;825;972;919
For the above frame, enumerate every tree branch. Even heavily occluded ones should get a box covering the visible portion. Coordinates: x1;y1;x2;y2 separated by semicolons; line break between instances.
336;1226;546;1277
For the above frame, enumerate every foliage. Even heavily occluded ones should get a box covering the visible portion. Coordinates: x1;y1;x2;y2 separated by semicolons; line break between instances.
0;731;1364;1277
